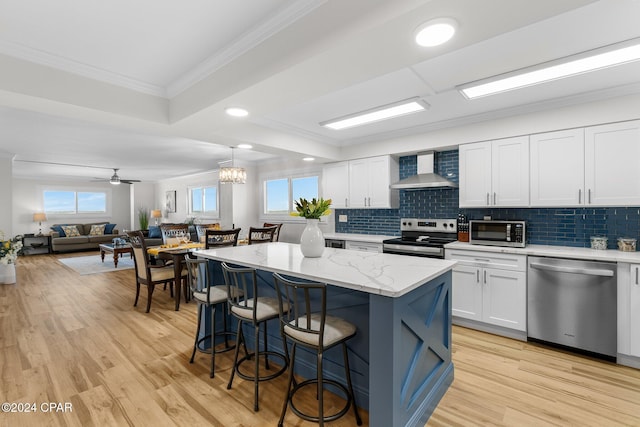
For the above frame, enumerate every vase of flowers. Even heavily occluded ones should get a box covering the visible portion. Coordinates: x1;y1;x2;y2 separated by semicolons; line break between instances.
0;231;23;284
290;198;332;257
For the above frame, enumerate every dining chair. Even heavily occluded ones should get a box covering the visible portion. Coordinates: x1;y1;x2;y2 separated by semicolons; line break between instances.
127;231;187;313
263;222;283;242
273;272;362;426
205;228;241;249
160;223;190;244
185;257;241;378
195;223;221;242
222;262;289;411
248;226;277;245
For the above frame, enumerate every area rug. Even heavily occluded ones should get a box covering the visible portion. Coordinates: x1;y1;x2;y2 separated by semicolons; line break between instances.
58;254;135;275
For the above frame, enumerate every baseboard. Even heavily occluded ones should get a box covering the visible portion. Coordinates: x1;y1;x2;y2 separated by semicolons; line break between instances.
453;317;527;341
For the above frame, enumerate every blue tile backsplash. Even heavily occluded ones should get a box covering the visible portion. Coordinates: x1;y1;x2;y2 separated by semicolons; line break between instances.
334;150;640;248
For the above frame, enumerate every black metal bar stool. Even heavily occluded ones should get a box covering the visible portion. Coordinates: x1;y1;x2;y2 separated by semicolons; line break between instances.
273;272;362;426
185;257;239;378
222;262;290;411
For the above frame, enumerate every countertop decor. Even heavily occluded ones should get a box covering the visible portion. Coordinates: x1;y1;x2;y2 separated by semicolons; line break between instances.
291;197;332;257
0;231;23;285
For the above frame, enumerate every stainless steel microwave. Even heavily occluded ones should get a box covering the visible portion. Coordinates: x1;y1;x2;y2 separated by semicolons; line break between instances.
469;220;526;247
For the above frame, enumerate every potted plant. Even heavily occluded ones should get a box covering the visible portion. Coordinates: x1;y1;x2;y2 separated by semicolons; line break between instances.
0;231;23;284
290;197;332;257
138;208;149;231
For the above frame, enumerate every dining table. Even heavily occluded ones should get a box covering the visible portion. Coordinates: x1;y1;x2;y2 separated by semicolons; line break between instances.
147;242;205;311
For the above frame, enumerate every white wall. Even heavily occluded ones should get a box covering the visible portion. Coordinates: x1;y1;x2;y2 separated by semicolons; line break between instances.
0;155;13;237
11;178;131;236
130;182;157;230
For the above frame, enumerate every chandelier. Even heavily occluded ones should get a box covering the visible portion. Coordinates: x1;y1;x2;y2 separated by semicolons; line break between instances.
219;147;246;184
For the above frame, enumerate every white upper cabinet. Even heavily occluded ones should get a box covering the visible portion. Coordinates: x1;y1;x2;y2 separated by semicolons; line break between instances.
459;136;529;207
585;120;640;206
322;161;349;209
531;120;640;207
323;155;399;209
530;128;585;206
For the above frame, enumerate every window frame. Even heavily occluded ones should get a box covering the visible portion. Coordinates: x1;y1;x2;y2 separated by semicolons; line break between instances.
40;186;112;218
187;184;220;219
260;169;323;222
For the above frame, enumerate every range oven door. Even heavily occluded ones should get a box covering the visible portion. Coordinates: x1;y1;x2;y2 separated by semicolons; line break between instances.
382;242;444;258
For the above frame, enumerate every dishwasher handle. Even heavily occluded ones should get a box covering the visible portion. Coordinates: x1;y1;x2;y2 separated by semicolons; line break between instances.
529;262;614;277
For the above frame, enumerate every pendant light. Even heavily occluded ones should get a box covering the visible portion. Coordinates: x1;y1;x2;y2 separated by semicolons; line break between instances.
218;147;246;184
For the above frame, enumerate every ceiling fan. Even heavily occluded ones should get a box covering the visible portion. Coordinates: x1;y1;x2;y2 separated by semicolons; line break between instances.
94;168;141;185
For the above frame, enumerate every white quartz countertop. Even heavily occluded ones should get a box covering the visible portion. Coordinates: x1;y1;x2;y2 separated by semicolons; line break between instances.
445;241;640;263
195;242;456;297
323;233;397;243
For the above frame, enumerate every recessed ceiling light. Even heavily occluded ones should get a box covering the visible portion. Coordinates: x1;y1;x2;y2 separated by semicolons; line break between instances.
237;144;253;149
320;98;429;130
303;157;315;162
415;18;457;47
459;38;640;99
225;107;249;117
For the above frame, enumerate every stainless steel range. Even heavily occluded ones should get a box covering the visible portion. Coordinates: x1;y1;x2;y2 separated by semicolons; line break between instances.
382;218;458;258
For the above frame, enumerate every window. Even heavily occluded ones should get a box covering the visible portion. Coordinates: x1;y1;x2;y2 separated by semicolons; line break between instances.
189;185;218;216
264;174;319;216
44;190;107;214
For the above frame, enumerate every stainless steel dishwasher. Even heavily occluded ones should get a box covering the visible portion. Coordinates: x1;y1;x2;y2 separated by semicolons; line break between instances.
527;256;617;359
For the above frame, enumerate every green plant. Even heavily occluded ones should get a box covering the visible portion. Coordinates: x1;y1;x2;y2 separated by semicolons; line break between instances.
138;208;149;230
290;197;332;219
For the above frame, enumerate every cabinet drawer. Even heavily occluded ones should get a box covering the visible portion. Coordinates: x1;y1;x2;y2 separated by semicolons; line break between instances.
346;241;382;253
445;249;526;271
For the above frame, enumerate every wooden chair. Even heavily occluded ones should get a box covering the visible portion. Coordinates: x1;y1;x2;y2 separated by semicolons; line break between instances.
160;223;190;244
127;231;187;313
273;273;362;426
248;226;277;245
263;222;283;242
222;262;289;411
195;223;221;242
205;228;241;249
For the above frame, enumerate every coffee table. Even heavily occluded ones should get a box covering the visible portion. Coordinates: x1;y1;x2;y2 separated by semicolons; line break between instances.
99;243;133;268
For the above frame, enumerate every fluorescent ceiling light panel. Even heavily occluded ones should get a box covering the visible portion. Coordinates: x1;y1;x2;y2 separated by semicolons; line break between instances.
320;98;428;130
459;39;640;99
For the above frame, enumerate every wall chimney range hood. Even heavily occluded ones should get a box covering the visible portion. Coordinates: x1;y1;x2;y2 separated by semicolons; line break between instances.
389;151;458;190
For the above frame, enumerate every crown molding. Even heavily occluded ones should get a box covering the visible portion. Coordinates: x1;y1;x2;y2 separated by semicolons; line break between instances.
165;0;326;98
0;41;167;97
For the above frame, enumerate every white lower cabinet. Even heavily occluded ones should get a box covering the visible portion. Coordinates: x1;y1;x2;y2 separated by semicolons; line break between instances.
345;241;382;253
617;263;640;367
446;249;527;334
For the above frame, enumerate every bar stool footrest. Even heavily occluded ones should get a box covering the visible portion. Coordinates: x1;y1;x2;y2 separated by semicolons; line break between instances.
195;331;237;354
289;378;352;423
236;351;287;382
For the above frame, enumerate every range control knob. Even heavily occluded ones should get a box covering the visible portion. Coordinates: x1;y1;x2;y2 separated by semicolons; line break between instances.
449;223;455;229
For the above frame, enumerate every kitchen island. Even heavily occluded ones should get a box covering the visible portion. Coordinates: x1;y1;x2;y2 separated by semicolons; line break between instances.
195;242;456;427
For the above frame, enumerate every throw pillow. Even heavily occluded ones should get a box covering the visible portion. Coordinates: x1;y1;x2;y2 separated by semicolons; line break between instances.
61;225;81;237
104;223;117;234
51;225;66;237
148;226;161;238
89;224;106;236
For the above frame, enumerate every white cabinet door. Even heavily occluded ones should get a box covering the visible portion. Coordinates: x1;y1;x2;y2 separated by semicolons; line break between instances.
530;128;585;206
630;264;640;356
368;156;392;208
585;120;640;206
348;159;370;208
451;264;483;321
322;161;350;208
459;141;492;207
483;268;526;331
491;136;529;206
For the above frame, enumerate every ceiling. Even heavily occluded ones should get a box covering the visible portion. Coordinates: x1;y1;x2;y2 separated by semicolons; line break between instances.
2;0;640;183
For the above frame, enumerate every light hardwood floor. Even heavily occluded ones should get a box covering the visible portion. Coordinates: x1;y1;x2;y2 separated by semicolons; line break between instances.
1;253;639;426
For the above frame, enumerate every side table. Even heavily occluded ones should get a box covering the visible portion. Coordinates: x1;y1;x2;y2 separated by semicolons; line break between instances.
22;234;52;255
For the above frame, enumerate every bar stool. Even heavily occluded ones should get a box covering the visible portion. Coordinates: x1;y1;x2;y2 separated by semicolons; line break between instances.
185;257;240;378
273;272;362;426
222;262;290;411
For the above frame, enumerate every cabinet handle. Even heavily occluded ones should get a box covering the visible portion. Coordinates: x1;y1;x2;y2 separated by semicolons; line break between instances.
486;193;490;206
345;198;348;207
364;197;367;206
578;189;582;204
636;267;639;285
484;270;487;284
476;269;480;283
493;192;496;205
368;197;371;206
588;189;592;204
